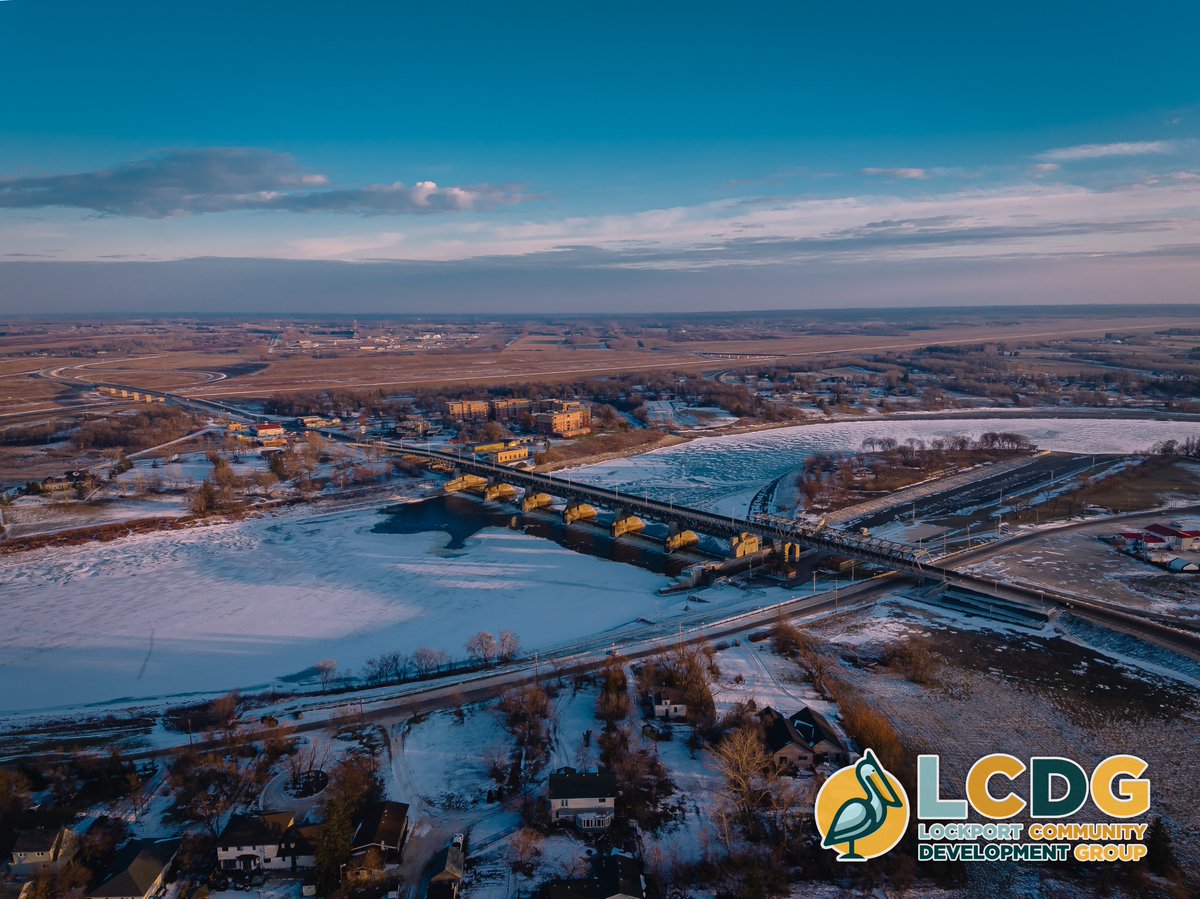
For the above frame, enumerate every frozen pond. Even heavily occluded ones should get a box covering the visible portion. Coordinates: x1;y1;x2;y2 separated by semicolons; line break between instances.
573;416;1200;510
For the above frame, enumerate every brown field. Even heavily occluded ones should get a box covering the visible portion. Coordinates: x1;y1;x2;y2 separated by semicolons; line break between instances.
0;312;1182;409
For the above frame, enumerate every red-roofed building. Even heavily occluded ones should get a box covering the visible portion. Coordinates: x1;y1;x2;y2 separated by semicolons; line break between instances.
1144;524;1200;551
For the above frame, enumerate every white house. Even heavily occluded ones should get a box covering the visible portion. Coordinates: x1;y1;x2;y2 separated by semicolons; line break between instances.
9;827;78;878
217;813;317;872
548;767;617;832
646;688;688;721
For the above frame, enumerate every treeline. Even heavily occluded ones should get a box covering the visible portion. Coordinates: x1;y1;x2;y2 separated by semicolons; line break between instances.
73;408;200;451
1151;436;1200;457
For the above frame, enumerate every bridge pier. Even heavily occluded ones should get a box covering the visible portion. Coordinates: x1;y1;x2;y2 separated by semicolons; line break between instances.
444;474;488;494
521;492;553;512
611;515;645;538
665;529;699;553
563;502;598;525
484;482;518;502
731;532;761;558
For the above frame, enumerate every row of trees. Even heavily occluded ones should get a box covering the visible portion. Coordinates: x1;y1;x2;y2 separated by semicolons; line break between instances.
359;631;524;692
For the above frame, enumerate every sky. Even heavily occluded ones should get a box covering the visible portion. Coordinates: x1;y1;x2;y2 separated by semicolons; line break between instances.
0;0;1198;314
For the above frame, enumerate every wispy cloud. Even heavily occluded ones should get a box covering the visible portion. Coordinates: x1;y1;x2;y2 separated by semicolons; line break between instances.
276;177;1200;272
860;167;929;180
1037;140;1180;162
0;148;529;218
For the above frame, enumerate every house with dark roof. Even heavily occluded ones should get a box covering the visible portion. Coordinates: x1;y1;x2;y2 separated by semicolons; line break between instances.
535;855;645;899
427;845;465;899
760;705;848;770
9;827;78;877
547;767;617;832
347;801;410;877
217;812;317;872
88;840;178;899
645;688;687;721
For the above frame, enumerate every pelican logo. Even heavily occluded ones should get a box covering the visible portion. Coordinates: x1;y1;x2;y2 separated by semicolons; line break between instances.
815;749;909;861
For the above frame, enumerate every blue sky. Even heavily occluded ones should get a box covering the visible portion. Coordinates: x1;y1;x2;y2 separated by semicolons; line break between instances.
1;0;1198;312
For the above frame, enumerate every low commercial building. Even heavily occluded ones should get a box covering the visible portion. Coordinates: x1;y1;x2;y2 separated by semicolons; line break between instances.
255;423;286;439
494;447;530;465
1145;523;1200;551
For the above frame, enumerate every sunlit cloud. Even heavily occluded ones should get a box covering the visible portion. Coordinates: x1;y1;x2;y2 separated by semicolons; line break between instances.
0;148;529;218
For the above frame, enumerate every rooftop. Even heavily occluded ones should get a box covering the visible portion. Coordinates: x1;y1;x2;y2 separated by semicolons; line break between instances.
548;767;617;801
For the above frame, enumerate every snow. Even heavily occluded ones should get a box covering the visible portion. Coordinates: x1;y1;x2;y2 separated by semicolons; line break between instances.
571;416;1200;510
3;493;192;538
0;508;677;713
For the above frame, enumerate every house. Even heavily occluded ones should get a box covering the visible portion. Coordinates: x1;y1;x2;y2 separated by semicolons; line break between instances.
350;801;409;870
217;813;317;872
547;767;617;832
9;827;78;877
535;855;645;899
645;688;688;721
789;706;849;765
760;705;848;770
426;845;465;899
88;840;178;899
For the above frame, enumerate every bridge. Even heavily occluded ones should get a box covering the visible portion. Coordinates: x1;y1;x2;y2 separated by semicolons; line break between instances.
32;366;1200;663
376;441;1200;662
381;441;934;572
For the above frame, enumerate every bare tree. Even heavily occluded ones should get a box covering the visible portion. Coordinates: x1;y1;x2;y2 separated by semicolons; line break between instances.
412;647;449;676
466;631;499;666
314;660;338;691
498;630;521;663
286;738;333;789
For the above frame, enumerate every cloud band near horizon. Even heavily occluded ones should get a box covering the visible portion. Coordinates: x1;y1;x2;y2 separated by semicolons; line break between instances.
0;148;527;218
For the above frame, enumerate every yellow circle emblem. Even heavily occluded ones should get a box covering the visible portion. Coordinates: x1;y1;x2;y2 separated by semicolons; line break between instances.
815;749;910;862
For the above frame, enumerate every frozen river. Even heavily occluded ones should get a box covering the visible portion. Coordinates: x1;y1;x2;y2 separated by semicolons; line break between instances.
2;415;1198;714
572;416;1200;511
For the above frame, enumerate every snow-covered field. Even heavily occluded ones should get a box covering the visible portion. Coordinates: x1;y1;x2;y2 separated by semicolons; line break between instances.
0;509;680;712
572;416;1200;510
